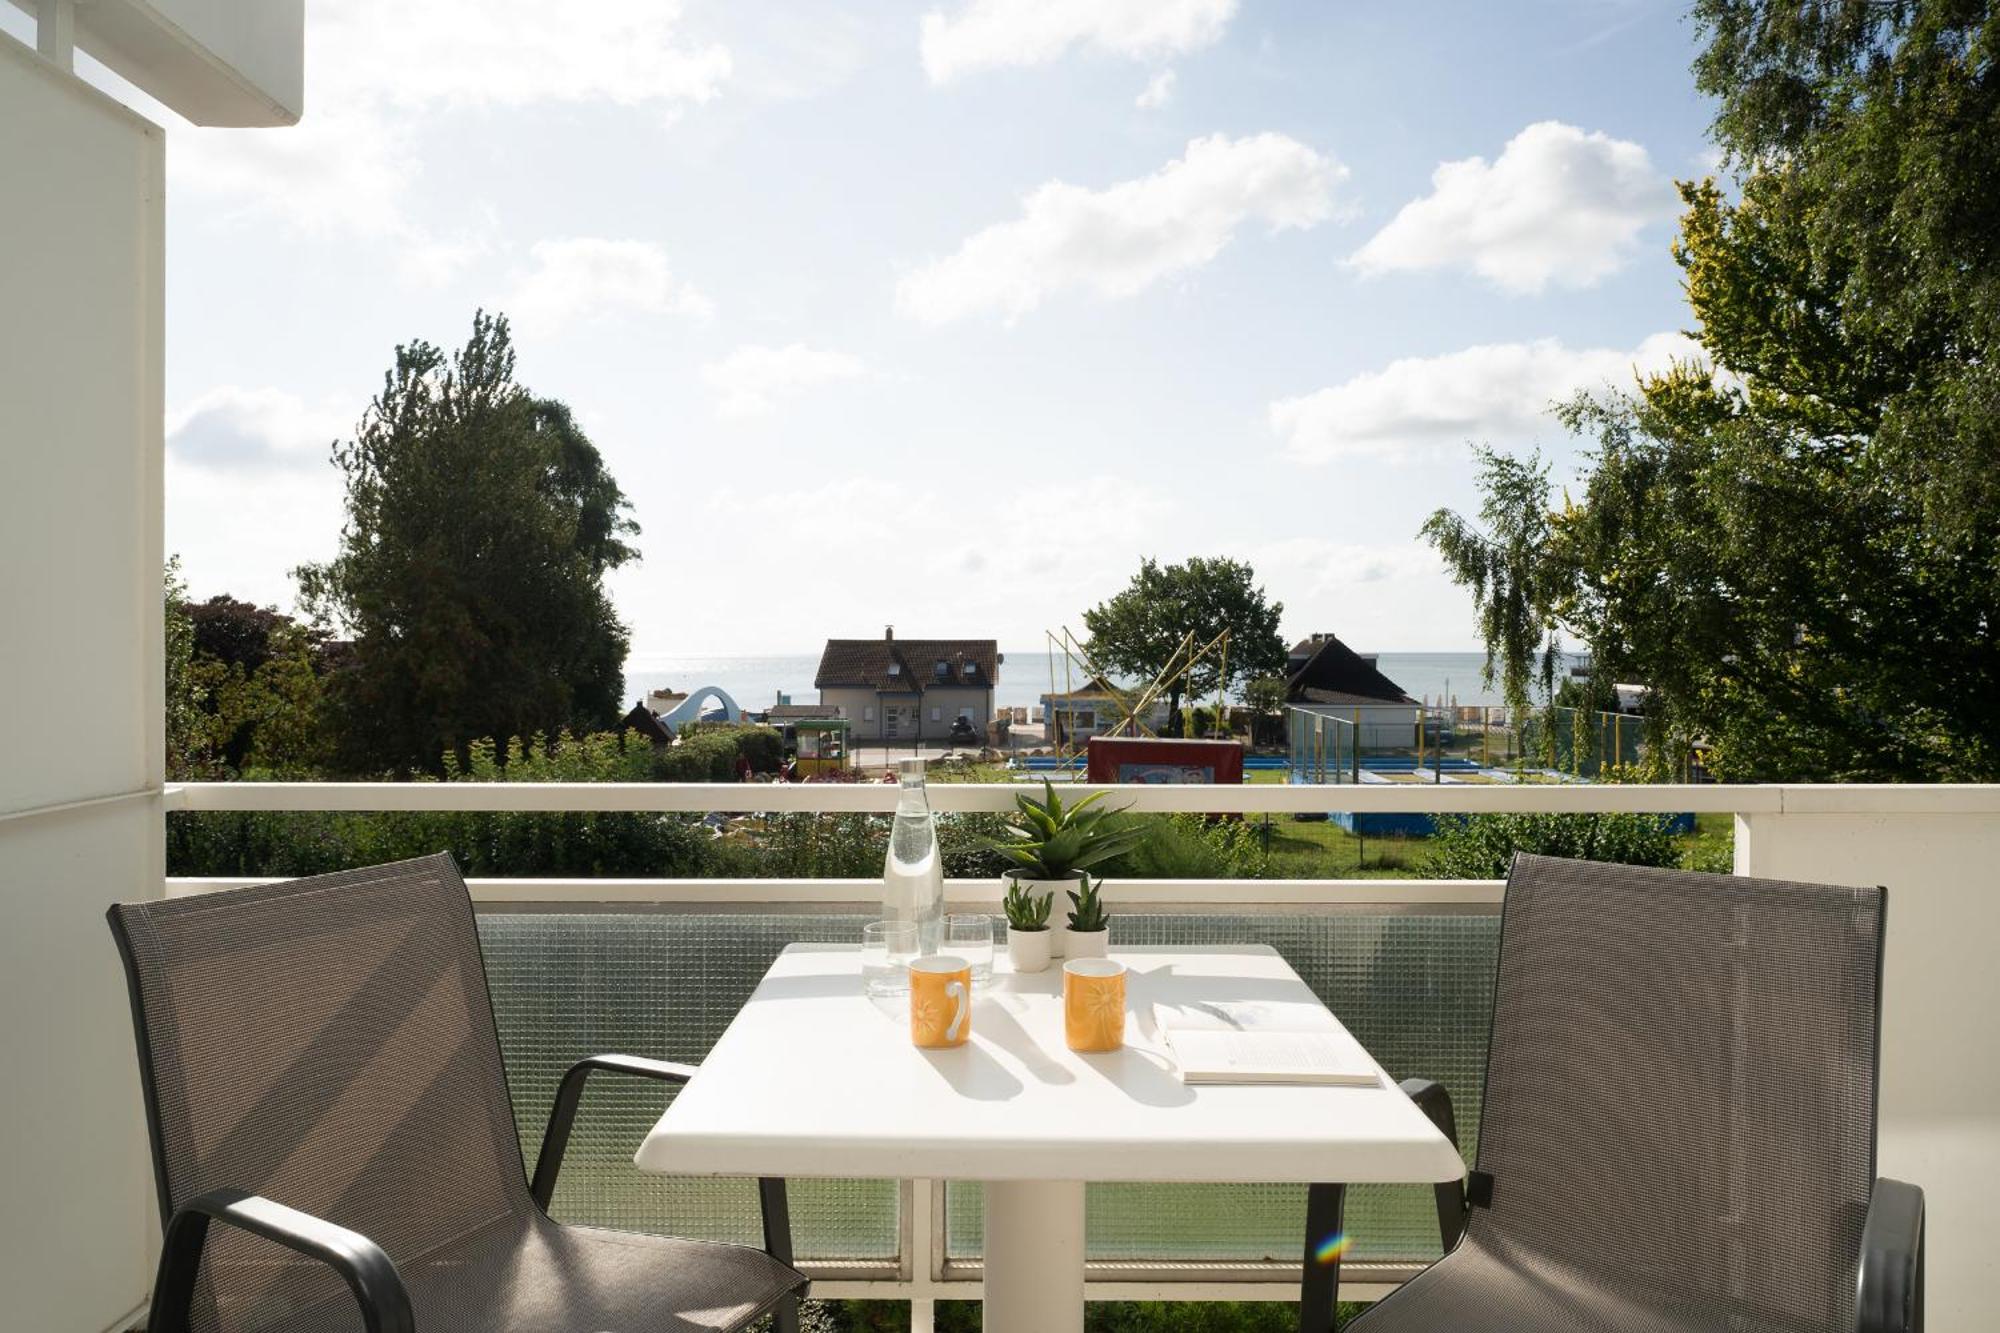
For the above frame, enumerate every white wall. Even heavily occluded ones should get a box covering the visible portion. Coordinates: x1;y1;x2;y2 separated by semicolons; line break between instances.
1738;808;2000;1332
0;33;165;1330
2;0;303;124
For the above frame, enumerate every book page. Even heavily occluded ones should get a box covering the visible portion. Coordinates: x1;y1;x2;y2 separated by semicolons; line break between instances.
1151;999;1339;1034
1165;1028;1380;1086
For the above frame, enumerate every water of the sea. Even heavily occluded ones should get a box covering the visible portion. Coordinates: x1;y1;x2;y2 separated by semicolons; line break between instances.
625;650;1516;713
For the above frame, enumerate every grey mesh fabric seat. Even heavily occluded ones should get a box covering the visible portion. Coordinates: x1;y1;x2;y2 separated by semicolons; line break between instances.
1309;854;1924;1333
108;853;806;1333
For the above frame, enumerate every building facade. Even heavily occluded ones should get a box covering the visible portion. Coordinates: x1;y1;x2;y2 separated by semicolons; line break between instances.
815;628;999;742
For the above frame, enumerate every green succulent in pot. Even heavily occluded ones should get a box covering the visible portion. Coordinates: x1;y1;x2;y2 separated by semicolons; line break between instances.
985;780;1141;962
1002;877;1054;931
983;780;1145;880
1001;874;1057;972
1065;876;1109;932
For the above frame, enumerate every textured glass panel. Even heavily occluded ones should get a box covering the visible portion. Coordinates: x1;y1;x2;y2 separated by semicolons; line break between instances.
478;911;899;1261
477;907;1498;1270
945;911;1500;1264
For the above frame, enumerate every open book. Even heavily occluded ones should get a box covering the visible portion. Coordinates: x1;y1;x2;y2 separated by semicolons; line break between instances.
1153;999;1382;1087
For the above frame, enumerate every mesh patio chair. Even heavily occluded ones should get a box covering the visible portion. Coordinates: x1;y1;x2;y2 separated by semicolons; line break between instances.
108;853;806;1333
1300;853;1924;1333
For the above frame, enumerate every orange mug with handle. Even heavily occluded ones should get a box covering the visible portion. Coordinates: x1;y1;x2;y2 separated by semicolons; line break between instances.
910;955;972;1048
1064;958;1127;1052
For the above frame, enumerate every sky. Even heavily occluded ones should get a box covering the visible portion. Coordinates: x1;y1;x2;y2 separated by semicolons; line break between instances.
7;0;1721;661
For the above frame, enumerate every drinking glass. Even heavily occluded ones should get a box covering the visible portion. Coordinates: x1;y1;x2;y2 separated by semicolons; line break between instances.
862;920;919;998
945;914;995;988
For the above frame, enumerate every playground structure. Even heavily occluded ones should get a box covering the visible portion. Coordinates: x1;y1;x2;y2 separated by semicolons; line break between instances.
643;685;744;736
1039;626;1233;760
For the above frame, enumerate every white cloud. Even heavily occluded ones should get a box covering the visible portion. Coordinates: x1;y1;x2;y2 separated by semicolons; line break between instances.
922;0;1236;83
170;107;418;240
1242;539;1477;653
1135;68;1177;110
166;2;727;272
896;133;1346;324
165;388;353;610
1269;332;1702;464
702;344;867;418
311;0;730;110
167;387;352;472
619;472;1178;651
504;239;713;336
1348;121;1677;293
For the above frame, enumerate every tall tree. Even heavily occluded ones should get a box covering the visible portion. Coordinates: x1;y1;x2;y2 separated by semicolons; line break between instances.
1081;557;1286;725
164;558;209;780
298;311;639;774
1424;0;2000;781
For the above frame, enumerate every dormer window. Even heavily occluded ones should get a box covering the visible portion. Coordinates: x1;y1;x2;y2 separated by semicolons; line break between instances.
935;660;950;680
962;661;978;679
887;662;901;677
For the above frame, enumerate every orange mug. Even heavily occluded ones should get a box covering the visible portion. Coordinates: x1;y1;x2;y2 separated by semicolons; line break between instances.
910;955;972;1048
1064;958;1127;1052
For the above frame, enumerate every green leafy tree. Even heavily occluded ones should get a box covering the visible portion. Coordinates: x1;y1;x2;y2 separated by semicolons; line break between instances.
1081;557;1286;725
164;558;211;780
194;623;335;777
1423;1;2000;781
297;311;639;774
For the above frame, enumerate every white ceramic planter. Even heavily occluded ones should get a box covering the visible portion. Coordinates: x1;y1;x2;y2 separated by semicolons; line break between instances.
1001;870;1085;957
1060;927;1108;959
1005;926;1053;973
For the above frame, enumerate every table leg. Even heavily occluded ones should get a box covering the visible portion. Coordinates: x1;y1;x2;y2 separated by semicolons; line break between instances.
983;1179;1084;1333
1299;1181;1347;1333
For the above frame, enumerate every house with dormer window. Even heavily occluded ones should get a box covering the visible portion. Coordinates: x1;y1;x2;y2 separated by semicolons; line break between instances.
814;626;1000;742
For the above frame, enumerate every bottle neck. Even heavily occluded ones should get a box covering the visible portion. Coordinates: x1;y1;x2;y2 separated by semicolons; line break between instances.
896;770;929;814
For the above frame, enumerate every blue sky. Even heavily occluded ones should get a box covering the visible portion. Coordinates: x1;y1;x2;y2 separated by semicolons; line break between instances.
9;1;1719;659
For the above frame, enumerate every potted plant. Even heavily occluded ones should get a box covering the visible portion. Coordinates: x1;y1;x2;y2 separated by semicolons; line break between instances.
1002;876;1054;973
985;781;1144;956
1061;876;1111;958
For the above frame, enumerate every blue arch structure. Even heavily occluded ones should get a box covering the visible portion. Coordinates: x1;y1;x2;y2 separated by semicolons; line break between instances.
658;685;743;734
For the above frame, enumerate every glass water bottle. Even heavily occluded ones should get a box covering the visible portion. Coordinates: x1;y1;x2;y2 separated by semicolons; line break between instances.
883;757;945;955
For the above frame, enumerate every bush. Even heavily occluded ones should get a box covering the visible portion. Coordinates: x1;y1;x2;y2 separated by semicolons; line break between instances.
678;721;785;775
1417;812;1683;880
1099;814;1268;880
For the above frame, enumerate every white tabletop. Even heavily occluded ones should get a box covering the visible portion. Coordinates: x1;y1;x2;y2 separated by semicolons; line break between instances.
634;944;1464;1185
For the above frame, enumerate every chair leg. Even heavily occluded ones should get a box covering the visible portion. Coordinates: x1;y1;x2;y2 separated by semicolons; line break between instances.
1299;1182;1346;1333
758;1177;801;1333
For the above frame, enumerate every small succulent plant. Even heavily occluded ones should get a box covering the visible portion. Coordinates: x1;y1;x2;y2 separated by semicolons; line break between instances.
1002;877;1053;931
1065;876;1109;933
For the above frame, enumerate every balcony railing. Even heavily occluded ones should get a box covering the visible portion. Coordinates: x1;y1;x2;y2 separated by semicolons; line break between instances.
160;779;2000;1322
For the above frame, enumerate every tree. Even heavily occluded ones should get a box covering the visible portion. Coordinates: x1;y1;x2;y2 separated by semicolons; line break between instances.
188;594;293;678
1423;1;2000;781
297;311;640;774
164;558;211;780
1081;557;1286;725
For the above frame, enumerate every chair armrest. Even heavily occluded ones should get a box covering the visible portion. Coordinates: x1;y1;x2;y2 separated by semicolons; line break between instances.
530;1054;698;1208
529;1054;803;1333
1399;1077;1469;1252
148;1187;412;1333
1858;1177;1924;1333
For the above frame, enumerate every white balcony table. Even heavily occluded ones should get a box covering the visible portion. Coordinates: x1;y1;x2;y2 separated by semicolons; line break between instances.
634;943;1465;1333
